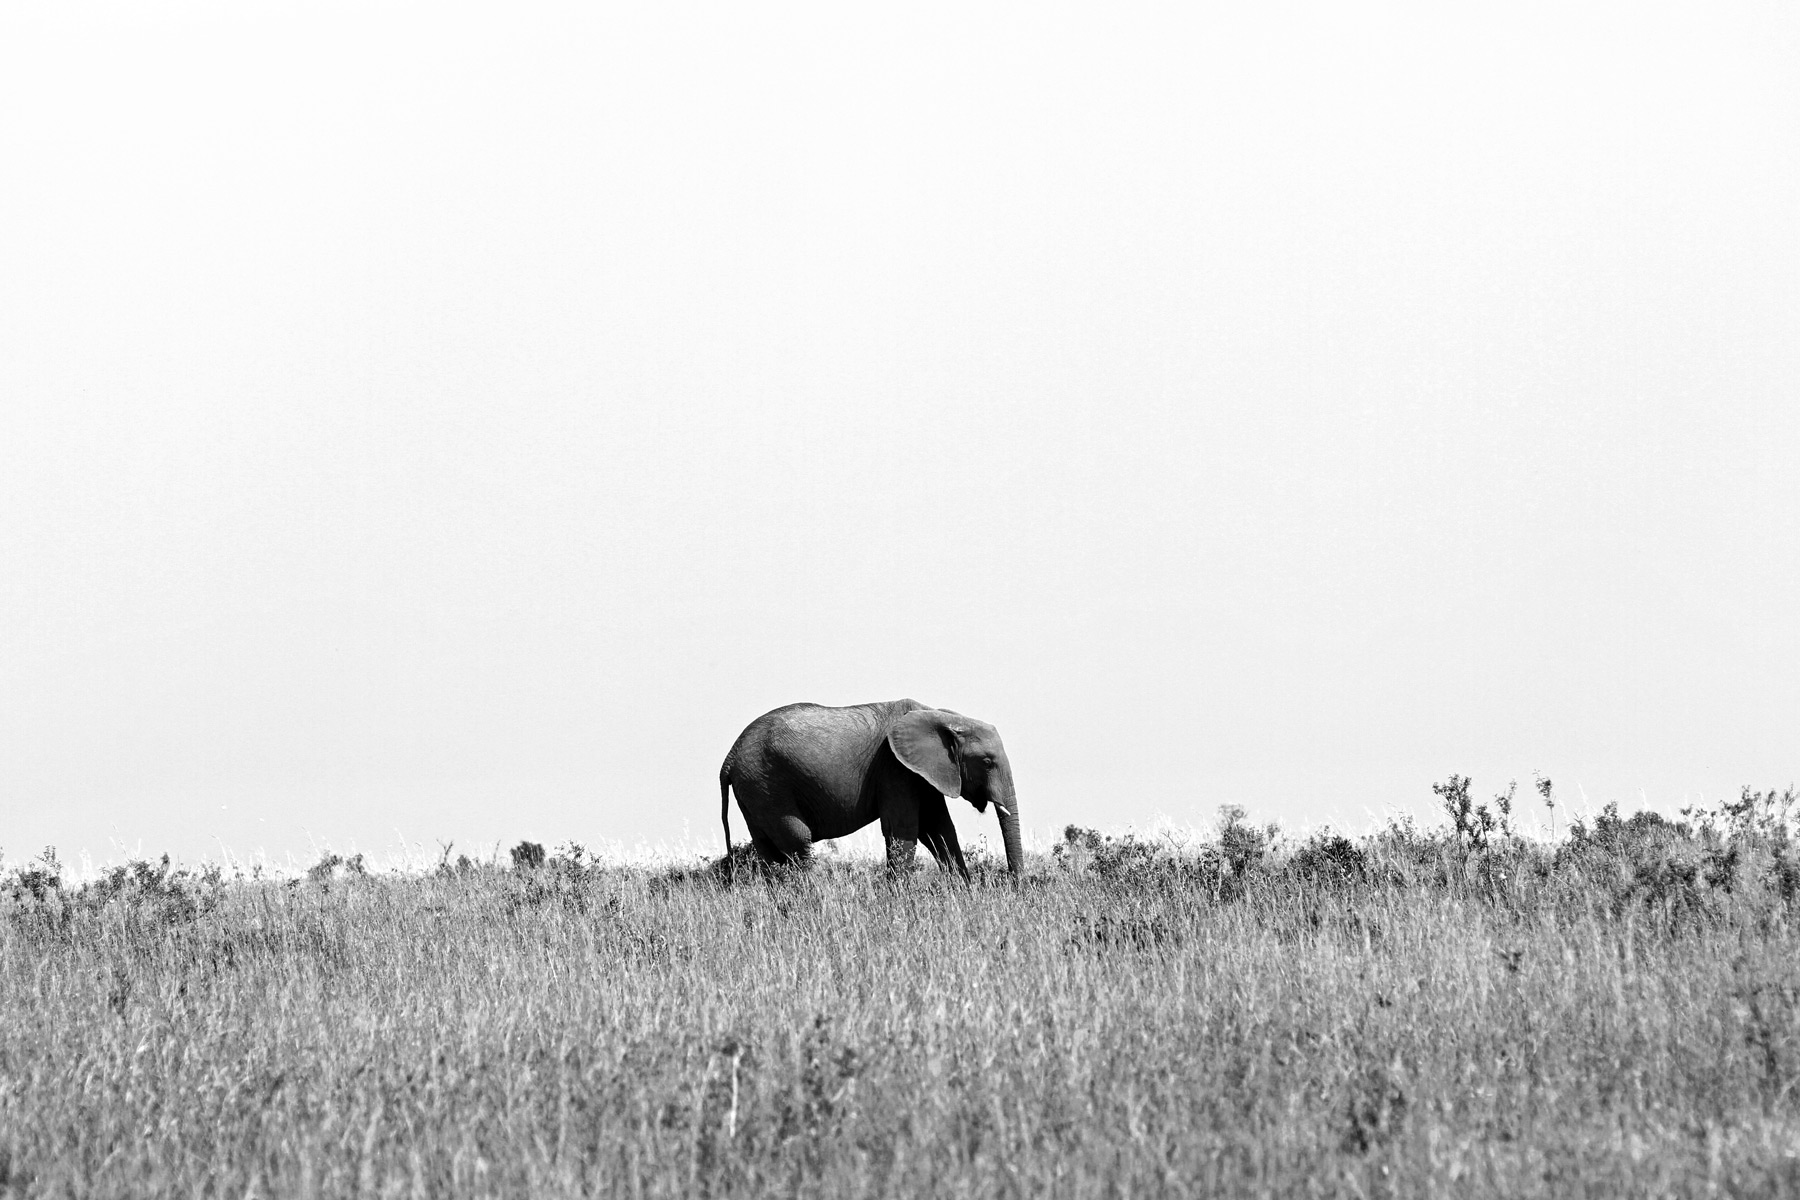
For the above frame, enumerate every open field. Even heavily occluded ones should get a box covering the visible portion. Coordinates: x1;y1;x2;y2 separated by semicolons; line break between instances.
4;797;1800;1198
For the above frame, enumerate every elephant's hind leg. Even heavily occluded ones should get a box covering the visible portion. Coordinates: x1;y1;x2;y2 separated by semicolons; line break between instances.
749;815;816;868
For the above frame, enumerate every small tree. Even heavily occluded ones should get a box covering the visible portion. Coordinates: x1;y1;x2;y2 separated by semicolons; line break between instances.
1494;780;1517;835
1433;775;1513;852
1217;805;1276;876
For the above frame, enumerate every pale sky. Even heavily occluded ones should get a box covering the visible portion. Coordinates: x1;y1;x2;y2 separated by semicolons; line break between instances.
3;0;1796;870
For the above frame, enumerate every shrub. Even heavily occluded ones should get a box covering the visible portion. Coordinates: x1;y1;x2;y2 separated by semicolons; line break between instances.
1289;830;1366;883
4;847;63;904
1684;786;1797;845
1433;775;1517;852
73;855;227;932
306;852;367;884
434;843;478;878
1564;803;1690;856
1052;826;1214;886
1218;805;1277;876
1054;826;1158;879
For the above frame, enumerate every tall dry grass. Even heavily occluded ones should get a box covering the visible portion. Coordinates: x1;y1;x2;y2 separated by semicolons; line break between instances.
3;800;1799;1198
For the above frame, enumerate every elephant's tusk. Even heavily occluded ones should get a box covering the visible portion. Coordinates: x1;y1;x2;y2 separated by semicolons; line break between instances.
993;804;1011;818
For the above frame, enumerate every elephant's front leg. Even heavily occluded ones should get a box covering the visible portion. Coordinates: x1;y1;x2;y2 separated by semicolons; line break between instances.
879;797;920;874
884;836;919;873
918;793;970;882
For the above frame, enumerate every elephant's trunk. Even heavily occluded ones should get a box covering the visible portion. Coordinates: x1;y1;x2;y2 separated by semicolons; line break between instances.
996;782;1023;876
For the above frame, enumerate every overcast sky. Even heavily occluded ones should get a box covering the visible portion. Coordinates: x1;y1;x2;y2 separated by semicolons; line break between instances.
3;0;1796;870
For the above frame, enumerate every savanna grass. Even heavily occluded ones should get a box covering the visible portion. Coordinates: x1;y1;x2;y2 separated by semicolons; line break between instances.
3;799;1799;1198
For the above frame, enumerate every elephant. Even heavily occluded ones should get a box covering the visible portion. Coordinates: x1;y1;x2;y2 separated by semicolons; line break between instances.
719;699;1023;878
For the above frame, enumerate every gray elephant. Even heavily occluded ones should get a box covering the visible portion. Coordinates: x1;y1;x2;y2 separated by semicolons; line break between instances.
719;699;1022;878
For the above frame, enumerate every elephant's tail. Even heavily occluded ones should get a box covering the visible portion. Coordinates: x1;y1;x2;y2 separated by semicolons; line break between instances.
718;757;734;861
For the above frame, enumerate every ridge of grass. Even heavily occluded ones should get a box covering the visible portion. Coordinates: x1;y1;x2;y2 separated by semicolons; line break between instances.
3;786;1797;1197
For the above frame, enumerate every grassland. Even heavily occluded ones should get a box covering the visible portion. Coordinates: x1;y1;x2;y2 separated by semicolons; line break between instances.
3;793;1800;1198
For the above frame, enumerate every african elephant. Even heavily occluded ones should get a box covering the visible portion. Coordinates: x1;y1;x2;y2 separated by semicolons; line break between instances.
719;699;1023;878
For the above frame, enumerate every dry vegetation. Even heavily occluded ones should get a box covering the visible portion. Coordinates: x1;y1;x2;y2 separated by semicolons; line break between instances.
4;785;1800;1198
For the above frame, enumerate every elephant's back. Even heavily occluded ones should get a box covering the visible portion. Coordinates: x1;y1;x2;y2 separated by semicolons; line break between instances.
726;700;918;785
726;702;828;761
735;698;918;739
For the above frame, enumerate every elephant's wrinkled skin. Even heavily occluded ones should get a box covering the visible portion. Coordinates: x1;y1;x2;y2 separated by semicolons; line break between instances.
720;700;1023;878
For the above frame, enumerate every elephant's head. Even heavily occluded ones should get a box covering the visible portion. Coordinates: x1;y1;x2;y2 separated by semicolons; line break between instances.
888;709;1023;876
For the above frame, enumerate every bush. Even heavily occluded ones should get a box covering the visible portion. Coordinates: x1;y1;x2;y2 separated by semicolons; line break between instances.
306;852;367;885
1054;826;1159;879
1685;786;1797;845
63;855;229;935
1433;775;1517;852
3;847;63;904
1051;826;1219;886
1289;831;1366;883
434;843;479;879
1217;805;1277;877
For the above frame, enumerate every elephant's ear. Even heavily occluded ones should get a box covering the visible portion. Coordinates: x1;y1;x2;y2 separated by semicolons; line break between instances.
888;710;962;797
